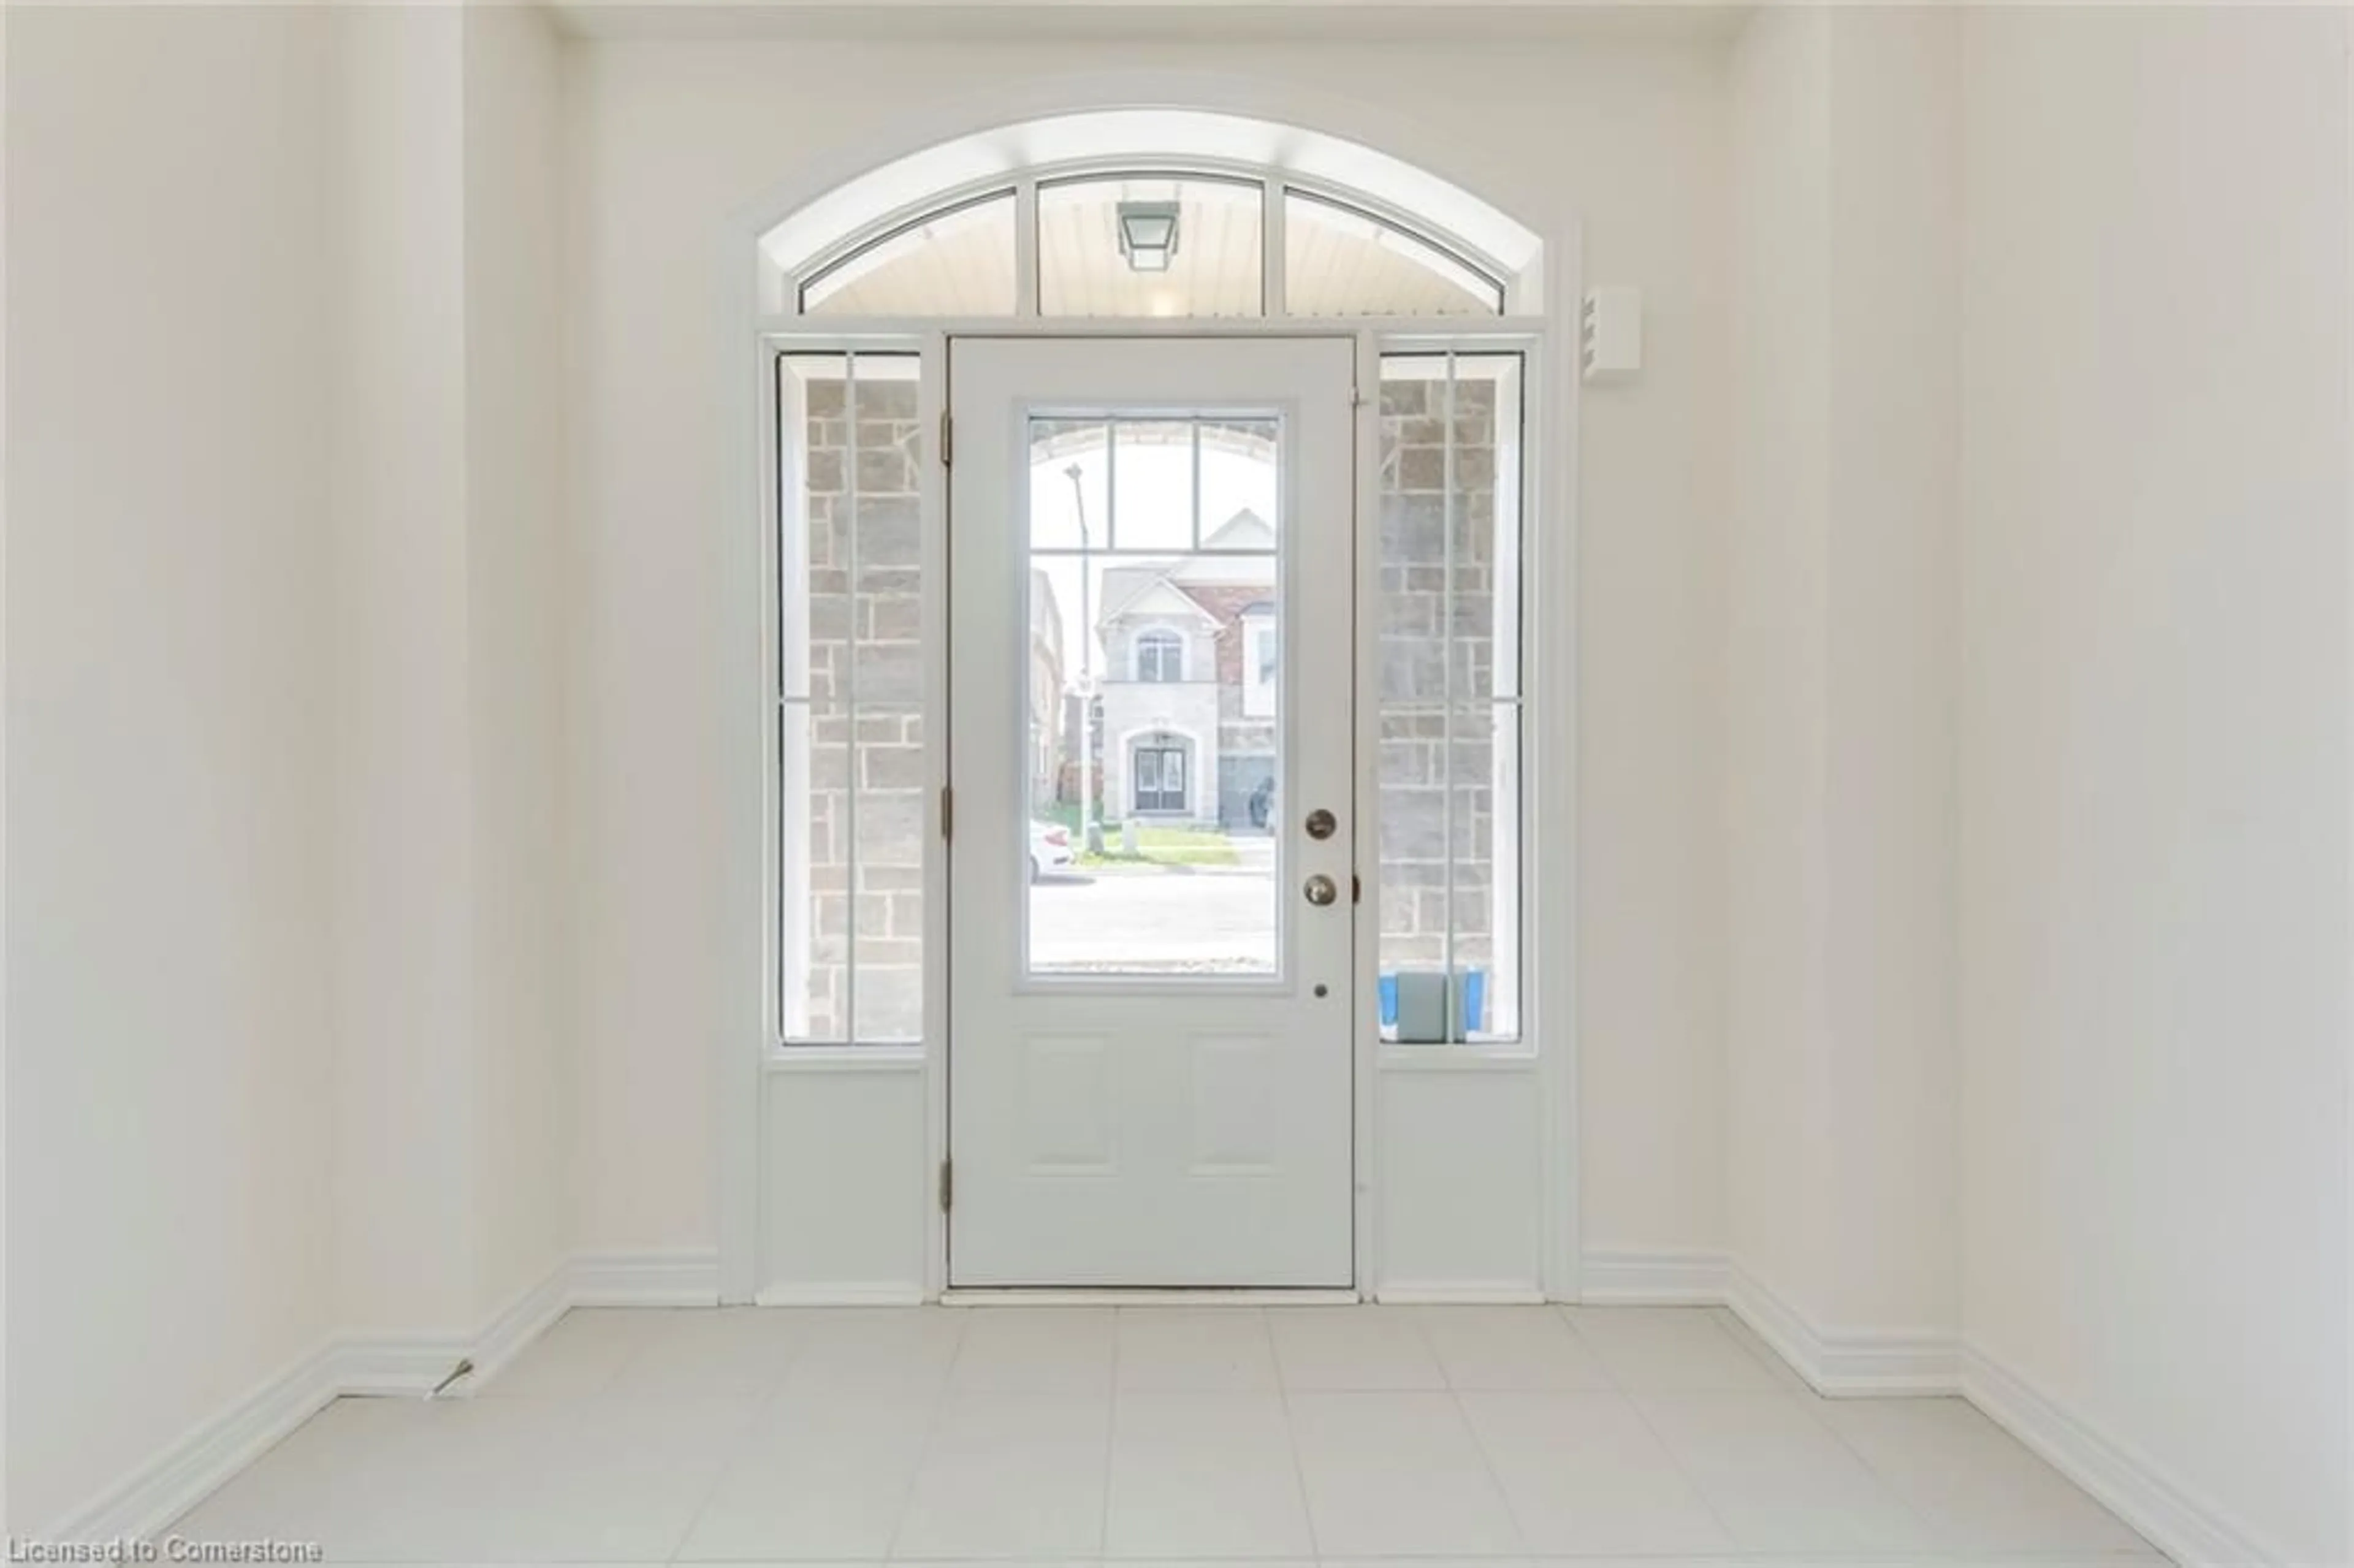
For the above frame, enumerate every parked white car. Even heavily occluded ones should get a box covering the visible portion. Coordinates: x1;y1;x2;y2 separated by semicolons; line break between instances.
1029;820;1075;881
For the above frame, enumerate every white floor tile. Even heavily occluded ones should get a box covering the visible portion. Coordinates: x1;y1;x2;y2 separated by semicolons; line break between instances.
1816;1396;2154;1555
1284;1391;1523;1559
782;1306;968;1396
674;1387;939;1561
1267;1306;1445;1390
169;1396;438;1557
1114;1306;1278;1390
1559;1306;1782;1392
481;1309;668;1398
891;1390;1111;1560
1103;1391;1314;1559
605;1307;808;1399
168;1306;2158;1568
1414;1307;1614;1391
1457;1390;1734;1556
182;1394;763;1562
950;1306;1117;1392
1633;1390;1938;1554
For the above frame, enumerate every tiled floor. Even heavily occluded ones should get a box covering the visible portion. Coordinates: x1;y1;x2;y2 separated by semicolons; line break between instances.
171;1304;2164;1566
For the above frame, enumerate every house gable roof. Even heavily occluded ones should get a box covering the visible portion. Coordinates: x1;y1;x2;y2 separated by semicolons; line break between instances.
1197;507;1276;553
1098;575;1222;629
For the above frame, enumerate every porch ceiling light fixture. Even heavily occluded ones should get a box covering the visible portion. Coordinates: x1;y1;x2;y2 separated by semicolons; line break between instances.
1116;200;1181;273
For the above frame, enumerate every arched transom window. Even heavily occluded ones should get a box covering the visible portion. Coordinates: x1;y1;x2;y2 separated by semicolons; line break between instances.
761;110;1544;321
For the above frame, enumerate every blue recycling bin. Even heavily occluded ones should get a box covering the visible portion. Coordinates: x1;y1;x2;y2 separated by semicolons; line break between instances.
1378;969;1487;1039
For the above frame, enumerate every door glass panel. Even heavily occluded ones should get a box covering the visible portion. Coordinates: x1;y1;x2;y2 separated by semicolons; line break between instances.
1111;420;1199;551
1024;413;1282;976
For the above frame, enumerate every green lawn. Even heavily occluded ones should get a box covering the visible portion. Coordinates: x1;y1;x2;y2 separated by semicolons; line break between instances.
1040;801;1238;867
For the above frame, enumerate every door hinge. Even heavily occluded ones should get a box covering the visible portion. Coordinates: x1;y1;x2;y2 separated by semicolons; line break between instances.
938;1158;954;1212
939;409;953;468
940;783;954;842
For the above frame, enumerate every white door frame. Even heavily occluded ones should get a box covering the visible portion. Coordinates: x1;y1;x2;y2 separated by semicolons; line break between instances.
943;334;1360;1288
730;303;1579;1306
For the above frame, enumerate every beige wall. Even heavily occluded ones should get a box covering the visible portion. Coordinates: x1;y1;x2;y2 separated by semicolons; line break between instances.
1724;3;1961;1338
6;0;574;1529
1957;8;2352;1559
7;4;342;1529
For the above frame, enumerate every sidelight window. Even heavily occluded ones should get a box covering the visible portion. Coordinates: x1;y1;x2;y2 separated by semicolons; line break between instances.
1374;352;1525;1043
775;350;928;1046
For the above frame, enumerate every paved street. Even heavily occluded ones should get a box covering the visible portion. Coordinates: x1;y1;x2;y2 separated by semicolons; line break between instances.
1030;840;1276;971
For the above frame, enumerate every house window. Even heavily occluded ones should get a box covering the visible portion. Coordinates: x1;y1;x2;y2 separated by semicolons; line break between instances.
775;349;927;1047
1243;612;1278;718
1133;740;1189;813
1375;351;1524;1043
1134;628;1186;683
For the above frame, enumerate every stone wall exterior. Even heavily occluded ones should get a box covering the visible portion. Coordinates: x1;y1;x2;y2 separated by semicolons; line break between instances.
1376;370;1514;1035
791;369;926;1042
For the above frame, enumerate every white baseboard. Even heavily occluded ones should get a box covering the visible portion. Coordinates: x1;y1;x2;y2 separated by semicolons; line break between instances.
1960;1341;2279;1568
44;1248;713;1546
1724;1262;1959;1396
1577;1247;1730;1304
463;1257;577;1383
1583;1250;2272;1564
571;1247;720;1306
1576;1249;1957;1395
44;1341;346;1547
328;1333;474;1396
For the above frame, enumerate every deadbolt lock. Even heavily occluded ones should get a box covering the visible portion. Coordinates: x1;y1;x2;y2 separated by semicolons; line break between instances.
1305;807;1338;840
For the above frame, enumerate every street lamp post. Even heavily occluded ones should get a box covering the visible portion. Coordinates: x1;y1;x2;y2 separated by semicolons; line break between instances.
1064;462;1102;856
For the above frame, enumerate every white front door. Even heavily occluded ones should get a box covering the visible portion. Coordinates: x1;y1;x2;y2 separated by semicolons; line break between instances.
948;337;1357;1287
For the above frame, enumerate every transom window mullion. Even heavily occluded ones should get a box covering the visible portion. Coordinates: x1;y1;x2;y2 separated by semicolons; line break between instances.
1263;178;1287;318
1014;177;1040;319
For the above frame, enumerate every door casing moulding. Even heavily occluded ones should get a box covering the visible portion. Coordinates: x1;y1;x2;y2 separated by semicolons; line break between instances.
1575;1246;2280;1567
40;1249;720;1546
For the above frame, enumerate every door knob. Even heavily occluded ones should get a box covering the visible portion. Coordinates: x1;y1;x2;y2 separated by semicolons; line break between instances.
1303;873;1339;907
1304;808;1338;840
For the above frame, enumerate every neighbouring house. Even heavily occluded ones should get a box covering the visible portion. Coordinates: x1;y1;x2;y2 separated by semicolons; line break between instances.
1094;508;1280;829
